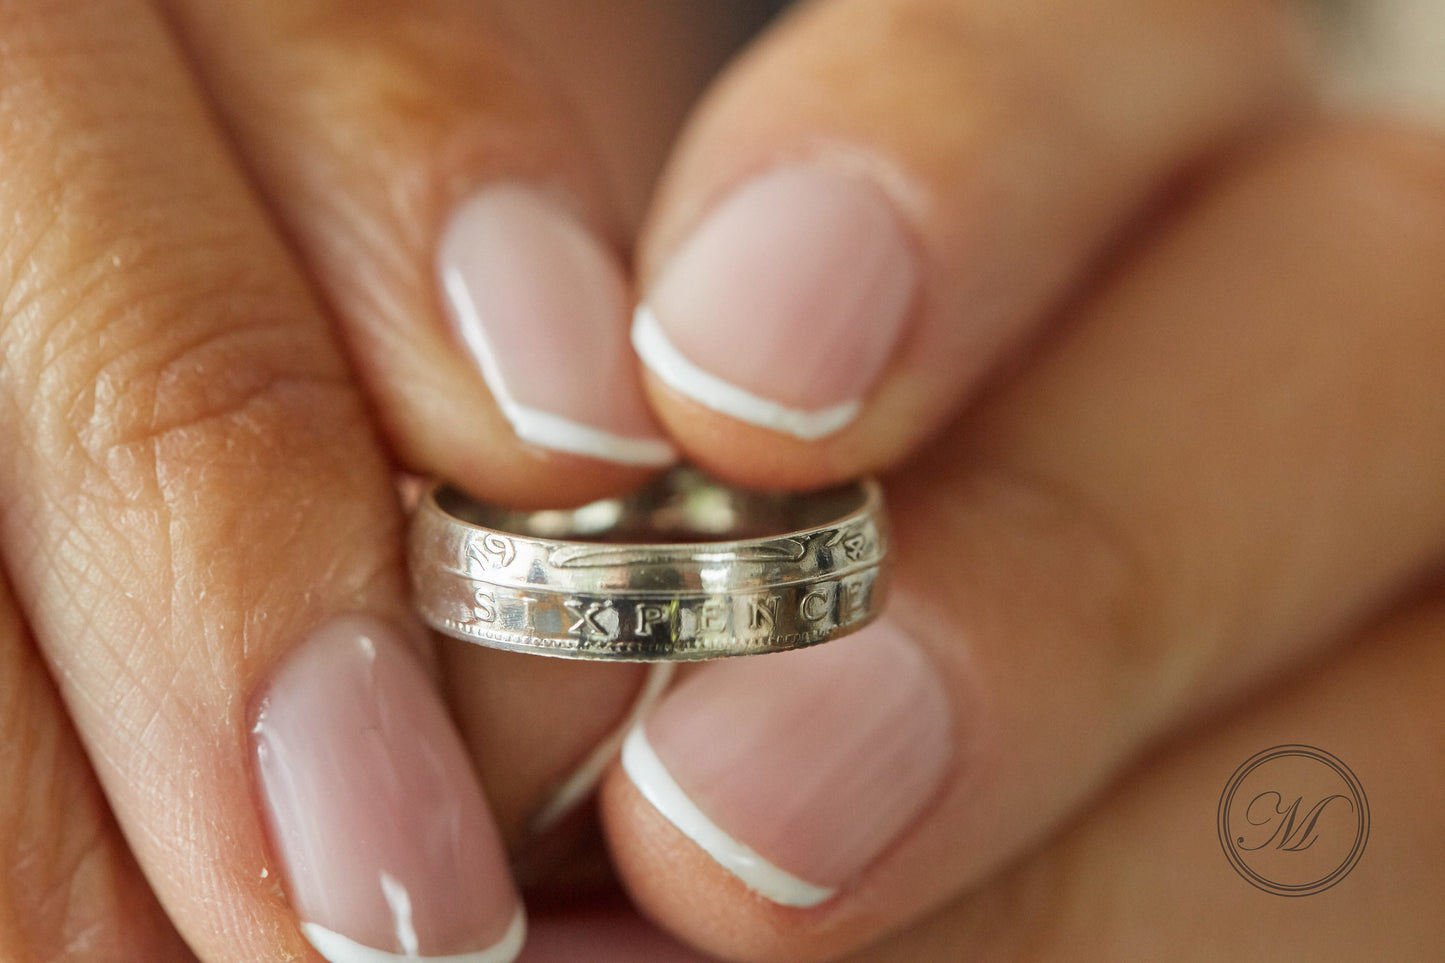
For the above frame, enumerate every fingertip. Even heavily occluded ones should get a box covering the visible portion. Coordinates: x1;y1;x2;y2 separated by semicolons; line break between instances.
164;1;700;510
622;726;838;910
441;440;674;512
637;363;933;492
436;186;677;478
253;616;524;961
632;159;923;483
600;623;957;962
600;768;795;963
631;0;1323;490
631;304;863;442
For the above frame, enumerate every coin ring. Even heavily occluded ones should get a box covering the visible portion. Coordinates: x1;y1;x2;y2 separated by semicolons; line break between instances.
408;467;889;661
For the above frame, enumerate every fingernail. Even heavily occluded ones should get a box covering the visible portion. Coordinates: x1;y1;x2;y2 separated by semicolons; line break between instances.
253;616;526;963
439;186;676;467
622;620;951;907
633;165;917;440
529;662;676;836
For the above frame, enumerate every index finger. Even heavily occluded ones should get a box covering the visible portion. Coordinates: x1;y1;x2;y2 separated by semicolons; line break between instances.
0;4;519;960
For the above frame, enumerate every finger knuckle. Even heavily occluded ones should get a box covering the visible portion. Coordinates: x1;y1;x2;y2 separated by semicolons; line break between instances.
1;236;355;503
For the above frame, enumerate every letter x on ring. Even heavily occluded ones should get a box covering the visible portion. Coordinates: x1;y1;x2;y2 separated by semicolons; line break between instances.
408;467;890;661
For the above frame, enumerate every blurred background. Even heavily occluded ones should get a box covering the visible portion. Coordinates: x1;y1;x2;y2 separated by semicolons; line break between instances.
1324;0;1445;120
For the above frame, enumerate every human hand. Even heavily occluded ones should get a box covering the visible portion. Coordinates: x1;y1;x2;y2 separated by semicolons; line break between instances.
4;2;1442;963
567;0;1445;959
0;1;766;959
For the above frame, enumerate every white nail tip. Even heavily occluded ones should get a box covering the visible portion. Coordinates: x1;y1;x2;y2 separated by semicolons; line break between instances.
631;305;860;441
441;265;675;468
621;725;836;908
531;663;676;834
301;909;526;963
501;402;677;467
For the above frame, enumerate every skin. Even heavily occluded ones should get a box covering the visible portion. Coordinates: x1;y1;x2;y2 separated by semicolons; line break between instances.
606;119;1445;960
0;1;1441;961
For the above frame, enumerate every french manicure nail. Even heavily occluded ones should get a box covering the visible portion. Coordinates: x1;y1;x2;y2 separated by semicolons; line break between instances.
253;616;526;963
529;662;677;836
622;619;951;907
439;186;676;467
633;165;917;440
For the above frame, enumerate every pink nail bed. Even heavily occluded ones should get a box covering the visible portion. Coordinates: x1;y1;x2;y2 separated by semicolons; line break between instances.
633;165;917;440
252;616;524;962
623;618;951;907
439;186;675;467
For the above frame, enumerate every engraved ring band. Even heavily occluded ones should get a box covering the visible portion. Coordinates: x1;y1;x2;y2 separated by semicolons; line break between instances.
408;467;890;661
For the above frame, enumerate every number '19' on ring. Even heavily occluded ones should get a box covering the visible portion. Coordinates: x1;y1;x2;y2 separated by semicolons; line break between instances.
407;467;890;661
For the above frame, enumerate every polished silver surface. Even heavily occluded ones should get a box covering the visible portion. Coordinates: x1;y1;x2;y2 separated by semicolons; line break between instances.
408;467;889;661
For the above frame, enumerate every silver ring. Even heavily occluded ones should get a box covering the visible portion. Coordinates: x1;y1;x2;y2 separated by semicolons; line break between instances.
408;467;889;661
